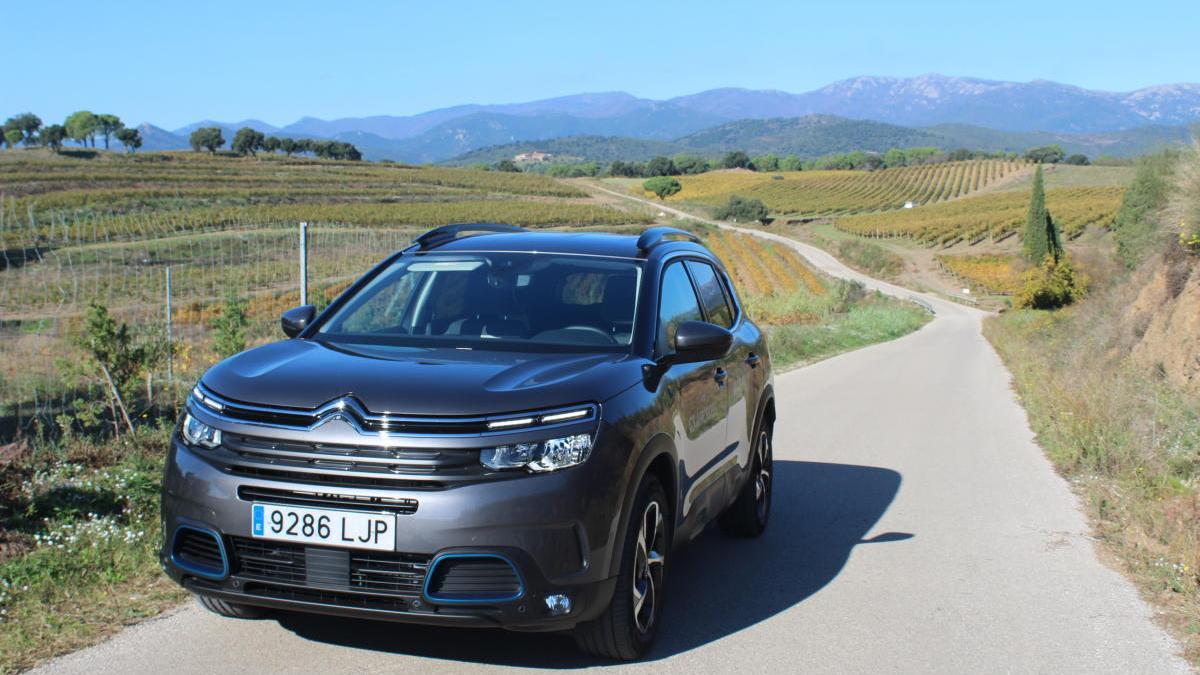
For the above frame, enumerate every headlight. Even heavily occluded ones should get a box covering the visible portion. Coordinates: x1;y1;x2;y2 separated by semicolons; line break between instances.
480;433;593;472
181;413;222;448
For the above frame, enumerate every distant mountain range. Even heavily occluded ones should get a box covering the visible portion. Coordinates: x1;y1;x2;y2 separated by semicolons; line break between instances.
133;74;1200;162
445;118;1192;166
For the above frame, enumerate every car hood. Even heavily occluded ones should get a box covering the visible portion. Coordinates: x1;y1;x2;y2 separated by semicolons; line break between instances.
200;339;645;416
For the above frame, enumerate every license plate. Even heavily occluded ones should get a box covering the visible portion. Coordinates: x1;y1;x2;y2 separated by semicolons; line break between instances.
251;503;396;551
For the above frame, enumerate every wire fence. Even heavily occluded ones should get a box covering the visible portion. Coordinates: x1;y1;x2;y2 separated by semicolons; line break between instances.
0;219;420;441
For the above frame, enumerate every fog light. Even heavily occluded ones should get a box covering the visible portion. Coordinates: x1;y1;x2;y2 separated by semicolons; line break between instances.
544;594;572;615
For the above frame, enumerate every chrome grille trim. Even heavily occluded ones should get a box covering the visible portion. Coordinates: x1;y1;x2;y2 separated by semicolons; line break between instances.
193;383;598;438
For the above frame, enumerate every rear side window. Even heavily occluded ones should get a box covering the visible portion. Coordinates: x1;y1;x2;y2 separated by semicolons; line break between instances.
685;261;735;329
657;262;703;353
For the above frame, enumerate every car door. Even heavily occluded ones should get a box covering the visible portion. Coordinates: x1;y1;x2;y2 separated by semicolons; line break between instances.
684;260;750;483
656;260;729;525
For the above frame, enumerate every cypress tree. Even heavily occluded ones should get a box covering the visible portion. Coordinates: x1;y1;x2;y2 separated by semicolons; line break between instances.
1023;165;1049;262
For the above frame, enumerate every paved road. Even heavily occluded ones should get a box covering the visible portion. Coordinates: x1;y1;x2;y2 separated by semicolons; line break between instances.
31;198;1187;673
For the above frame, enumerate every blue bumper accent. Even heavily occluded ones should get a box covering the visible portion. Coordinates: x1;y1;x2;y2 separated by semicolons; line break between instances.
169;524;230;581
423;553;526;605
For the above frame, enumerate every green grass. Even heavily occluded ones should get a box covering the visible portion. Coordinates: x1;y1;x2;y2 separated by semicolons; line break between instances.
818;236;906;280
0;429;185;674
767;291;931;369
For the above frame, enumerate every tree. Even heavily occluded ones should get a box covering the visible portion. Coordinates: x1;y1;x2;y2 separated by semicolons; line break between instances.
1064;154;1090;166
1021;165;1063;263
211;293;250;359
262;136;281;154
720;150;753;170
1024;144;1065;164
494;159;520;172
189;127;225;154
1022;165;1049;262
232;127;266;156
715;194;769;224
644;156;678;176
3;128;22;149
643;176;681;200
65;110;98;147
96;114;123;149
752;154;780;172
7;113;42;145
279;137;300;156
115;128;142;154
40;124;66;153
674;155;709;175
779;154;803;171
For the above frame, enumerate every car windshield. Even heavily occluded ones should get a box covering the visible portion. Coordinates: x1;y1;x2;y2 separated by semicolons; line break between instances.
315;252;642;352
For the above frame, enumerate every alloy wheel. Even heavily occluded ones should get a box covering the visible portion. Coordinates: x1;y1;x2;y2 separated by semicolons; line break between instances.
632;500;666;634
754;430;772;524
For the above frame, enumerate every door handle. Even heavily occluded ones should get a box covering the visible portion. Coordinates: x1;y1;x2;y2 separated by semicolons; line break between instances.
714;367;728;385
745;352;761;368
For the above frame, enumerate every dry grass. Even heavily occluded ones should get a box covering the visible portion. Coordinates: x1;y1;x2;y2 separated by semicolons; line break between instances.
984;269;1200;661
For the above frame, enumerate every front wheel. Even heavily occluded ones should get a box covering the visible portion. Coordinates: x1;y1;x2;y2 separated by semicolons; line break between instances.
719;424;773;537
574;473;670;660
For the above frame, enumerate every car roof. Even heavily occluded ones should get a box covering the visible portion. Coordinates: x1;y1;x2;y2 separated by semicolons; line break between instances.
420;230;693;260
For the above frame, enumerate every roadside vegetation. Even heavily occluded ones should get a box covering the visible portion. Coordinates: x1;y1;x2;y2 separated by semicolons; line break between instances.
692;226;929;369
984;143;1200;660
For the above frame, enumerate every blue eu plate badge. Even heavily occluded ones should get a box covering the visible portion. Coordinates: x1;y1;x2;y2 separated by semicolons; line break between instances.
252;504;264;536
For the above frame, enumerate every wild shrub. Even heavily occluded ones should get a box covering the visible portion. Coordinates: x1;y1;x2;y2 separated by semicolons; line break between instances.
1014;255;1088;309
643;176;681;200
210;293;250;359
714;194;769;223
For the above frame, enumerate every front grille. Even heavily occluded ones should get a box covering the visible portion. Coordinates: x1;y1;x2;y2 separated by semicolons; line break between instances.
426;556;523;602
226;465;445;490
237;485;419;515
232;538;306;583
172;528;226;576
229;538;430;599
350;552;428;594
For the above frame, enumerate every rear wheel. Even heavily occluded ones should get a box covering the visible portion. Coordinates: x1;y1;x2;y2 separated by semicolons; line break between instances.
194;593;265;619
719;422;773;537
574;473;670;660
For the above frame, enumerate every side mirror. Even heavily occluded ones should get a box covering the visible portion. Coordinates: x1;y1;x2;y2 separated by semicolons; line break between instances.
281;305;316;338
669;320;733;364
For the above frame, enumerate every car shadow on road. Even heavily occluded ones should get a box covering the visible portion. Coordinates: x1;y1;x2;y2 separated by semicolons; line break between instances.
275;460;908;667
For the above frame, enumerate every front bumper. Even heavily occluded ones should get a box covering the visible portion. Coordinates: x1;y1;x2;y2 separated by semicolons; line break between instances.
161;432;629;630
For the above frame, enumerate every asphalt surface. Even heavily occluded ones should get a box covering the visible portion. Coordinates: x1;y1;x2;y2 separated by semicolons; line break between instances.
30;201;1188;673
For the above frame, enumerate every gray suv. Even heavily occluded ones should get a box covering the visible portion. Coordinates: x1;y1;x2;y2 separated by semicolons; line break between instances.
162;224;775;659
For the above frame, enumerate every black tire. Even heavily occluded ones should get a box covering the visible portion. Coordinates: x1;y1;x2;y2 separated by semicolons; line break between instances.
574;473;670;660
719;421;773;538
194;593;265;619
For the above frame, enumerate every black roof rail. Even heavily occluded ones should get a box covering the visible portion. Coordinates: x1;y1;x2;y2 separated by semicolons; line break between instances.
411;222;528;250
636;226;702;254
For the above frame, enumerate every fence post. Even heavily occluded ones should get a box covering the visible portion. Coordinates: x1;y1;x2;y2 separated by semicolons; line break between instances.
299;222;308;306
166;266;174;403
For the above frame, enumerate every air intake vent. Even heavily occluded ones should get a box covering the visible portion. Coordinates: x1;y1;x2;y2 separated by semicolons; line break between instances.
172;526;228;579
425;555;523;603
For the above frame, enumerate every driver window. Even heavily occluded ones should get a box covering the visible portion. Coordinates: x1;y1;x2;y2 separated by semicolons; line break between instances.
657;262;703;355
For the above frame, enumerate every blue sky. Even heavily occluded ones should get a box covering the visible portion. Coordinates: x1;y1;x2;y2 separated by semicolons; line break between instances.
5;0;1199;129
